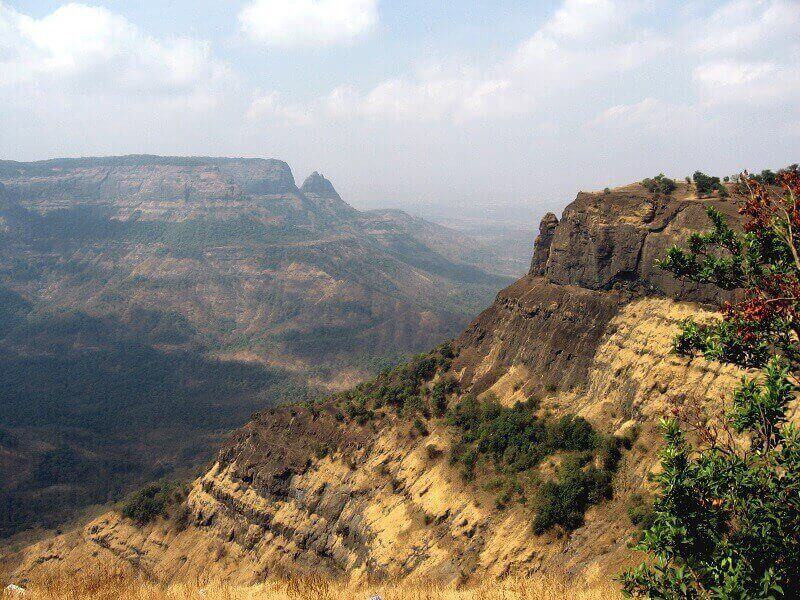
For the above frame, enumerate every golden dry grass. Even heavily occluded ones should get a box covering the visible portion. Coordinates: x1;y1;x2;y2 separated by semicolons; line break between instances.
2;569;620;600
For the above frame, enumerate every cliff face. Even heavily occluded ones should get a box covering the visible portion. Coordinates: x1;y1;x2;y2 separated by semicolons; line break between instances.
10;180;751;586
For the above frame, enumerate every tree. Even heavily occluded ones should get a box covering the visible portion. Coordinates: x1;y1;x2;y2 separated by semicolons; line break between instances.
620;167;800;599
692;171;722;197
643;174;678;196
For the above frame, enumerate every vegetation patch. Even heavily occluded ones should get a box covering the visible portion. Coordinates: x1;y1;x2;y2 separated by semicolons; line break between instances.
446;395;622;534
333;344;456;424
641;174;677;195
121;481;187;526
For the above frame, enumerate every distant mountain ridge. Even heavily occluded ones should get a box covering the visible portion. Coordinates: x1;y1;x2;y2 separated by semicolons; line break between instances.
0;155;516;538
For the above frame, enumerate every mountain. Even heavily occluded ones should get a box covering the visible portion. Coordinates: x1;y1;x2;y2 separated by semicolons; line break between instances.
7;178;750;586
0;155;514;538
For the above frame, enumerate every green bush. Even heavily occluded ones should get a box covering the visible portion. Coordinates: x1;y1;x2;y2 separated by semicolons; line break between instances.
642;174;677;195
431;376;458;417
692;171;721;196
627;493;655;529
121;482;182;526
447;396;620;532
533;456;613;534
622;171;800;597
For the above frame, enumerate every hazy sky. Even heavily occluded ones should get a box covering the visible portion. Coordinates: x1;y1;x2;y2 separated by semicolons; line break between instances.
1;0;798;219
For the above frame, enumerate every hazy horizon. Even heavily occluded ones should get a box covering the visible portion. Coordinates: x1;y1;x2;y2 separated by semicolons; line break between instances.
2;0;798;221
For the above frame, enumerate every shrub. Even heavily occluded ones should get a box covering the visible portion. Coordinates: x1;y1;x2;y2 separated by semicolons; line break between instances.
121;482;181;526
622;168;800;598
447;396;620;532
756;169;777;185
692;171;721;196
627;493;654;529
533;456;613;534
431;376;458;417
642;174;677;195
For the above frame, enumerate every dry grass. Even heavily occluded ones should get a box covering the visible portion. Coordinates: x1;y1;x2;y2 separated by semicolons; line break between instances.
3;569;620;600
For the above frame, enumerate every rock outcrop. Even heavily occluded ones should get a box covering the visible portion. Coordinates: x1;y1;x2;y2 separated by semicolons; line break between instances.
301;172;341;199
528;212;558;276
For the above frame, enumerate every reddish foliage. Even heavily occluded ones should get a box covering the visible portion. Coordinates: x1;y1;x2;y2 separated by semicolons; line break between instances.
732;166;800;343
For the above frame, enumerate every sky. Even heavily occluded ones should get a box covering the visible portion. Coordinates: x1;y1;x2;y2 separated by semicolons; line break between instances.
1;0;799;221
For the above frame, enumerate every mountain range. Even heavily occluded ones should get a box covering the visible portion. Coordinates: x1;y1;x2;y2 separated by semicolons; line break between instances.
0;155;520;538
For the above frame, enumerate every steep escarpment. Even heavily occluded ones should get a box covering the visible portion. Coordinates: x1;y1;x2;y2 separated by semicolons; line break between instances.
9;179;751;586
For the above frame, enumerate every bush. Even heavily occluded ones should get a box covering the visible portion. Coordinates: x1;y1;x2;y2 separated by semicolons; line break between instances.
532;456;613;534
447;396;620;532
431;376;458;417
627;493;654;529
336;345;453;418
755;169;777;185
121;482;181;526
623;169;800;598
642;174;677;195
692;171;721;196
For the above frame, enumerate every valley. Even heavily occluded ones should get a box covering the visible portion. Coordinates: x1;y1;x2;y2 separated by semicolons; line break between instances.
0;156;518;539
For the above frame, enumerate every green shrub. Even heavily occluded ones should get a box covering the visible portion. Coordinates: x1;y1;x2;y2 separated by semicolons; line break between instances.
532;456;613;534
627;493;655;529
642;174;677;195
692;171;721;196
121;482;181;526
431;376;458;417
622;171;800;597
447;396;620;532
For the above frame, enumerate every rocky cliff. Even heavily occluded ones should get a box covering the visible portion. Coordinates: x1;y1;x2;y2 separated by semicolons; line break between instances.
9;179;753;587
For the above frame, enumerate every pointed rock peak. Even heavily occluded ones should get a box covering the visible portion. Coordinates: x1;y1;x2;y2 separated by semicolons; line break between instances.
301;171;340;199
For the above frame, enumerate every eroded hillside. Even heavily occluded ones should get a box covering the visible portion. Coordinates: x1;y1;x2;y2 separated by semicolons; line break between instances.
7;179;758;586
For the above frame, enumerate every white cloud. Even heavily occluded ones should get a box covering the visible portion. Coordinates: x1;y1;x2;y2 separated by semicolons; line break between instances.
321;0;662;122
239;0;377;47
693;58;800;105
248;92;313;124
691;0;800;57
593;97;702;131
685;1;800;106
0;2;230;105
694;60;776;87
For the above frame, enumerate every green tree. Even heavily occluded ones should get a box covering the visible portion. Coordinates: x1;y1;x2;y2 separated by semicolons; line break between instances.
692;171;722;197
621;169;800;598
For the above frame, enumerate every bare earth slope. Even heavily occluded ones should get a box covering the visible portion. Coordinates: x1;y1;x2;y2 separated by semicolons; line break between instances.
9;181;754;587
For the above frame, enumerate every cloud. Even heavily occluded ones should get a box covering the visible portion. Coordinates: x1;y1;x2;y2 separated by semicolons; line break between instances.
693;58;800;105
690;0;800;58
239;0;378;47
0;2;230;105
322;0;664;122
248;92;313;124
593;97;702;131
685;1;800;106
